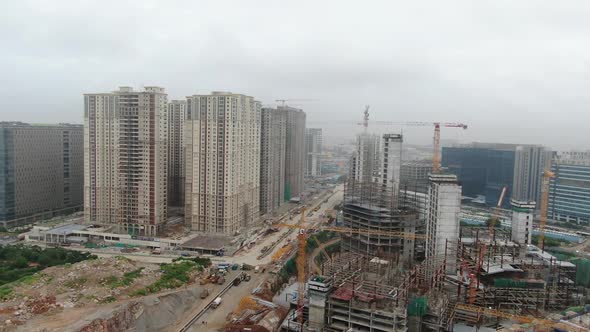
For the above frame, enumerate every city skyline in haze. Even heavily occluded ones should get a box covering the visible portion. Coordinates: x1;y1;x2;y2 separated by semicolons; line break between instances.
2;1;590;150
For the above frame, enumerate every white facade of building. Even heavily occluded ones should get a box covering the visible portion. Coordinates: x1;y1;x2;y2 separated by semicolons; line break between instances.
350;133;381;184
185;92;261;235
510;199;534;246
84;86;169;236
305;128;322;177
426;173;461;274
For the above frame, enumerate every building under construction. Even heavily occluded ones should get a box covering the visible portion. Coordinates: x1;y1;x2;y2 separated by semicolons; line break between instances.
279;192;583;331
343;132;421;263
279;113;583;331
281;236;583;331
281;251;452;332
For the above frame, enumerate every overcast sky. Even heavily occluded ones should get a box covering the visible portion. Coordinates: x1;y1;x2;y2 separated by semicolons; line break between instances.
2;1;589;150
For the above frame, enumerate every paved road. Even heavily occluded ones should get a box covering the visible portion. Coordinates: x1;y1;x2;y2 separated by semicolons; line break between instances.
309;237;341;274
232;186;343;267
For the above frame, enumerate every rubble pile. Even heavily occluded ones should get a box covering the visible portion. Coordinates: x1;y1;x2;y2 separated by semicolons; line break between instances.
224;307;287;332
0;257;167;330
251;280;275;301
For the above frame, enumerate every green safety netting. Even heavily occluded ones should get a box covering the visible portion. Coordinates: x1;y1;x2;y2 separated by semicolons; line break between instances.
494;278;527;288
408;296;427;317
572;258;590;287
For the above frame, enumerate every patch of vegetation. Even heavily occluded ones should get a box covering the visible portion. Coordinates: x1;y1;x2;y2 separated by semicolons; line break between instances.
306;237;318;251
171;256;211;268
314;241;341;266
485;218;501;228
314;231;337;243
0;245;96;287
0;272;47;300
0;285;13;300
131;288;148;296
133;260;206;296
105;268;145;288
532;235;570;248
64;277;88;289
100;295;117;303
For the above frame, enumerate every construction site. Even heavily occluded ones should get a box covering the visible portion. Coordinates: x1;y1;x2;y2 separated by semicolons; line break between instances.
274;111;589;332
277;192;587;331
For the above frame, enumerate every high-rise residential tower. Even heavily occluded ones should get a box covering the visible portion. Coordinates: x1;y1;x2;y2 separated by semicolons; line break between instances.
167;100;186;208
281;106;306;200
305;128;322;177
260;108;287;215
185;92;261;234
84;86;168;236
0;122;83;228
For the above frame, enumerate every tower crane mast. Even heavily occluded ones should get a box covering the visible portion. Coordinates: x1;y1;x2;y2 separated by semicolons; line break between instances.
354;109;467;174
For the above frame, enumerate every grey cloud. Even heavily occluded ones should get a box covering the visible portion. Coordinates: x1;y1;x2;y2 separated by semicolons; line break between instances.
1;0;589;150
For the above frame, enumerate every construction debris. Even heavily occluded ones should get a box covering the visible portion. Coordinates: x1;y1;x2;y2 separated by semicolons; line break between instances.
0;256;205;330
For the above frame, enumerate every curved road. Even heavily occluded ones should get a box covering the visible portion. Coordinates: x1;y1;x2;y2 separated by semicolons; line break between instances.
309;238;341;275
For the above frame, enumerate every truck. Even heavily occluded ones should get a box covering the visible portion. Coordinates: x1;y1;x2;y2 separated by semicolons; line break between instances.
211;297;222;309
242;263;254;271
200;289;209;299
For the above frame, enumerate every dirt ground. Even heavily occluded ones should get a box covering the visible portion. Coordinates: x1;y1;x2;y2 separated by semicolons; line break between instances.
0;256;193;331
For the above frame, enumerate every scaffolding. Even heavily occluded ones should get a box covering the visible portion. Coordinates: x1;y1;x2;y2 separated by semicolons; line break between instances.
341;179;421;263
317;252;450;332
451;231;582;329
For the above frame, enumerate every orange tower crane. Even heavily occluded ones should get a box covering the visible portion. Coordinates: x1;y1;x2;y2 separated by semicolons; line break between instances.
295;208;307;325
355;110;468;173
370;121;468;173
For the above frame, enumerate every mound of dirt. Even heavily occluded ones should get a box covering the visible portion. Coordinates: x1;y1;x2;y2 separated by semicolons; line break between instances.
0;257;164;331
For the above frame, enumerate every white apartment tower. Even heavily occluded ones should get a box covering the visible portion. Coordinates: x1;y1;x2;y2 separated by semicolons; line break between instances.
185;92;261;234
84;86;168;236
260;108;287;215
167;100;186;207
305;128;322;177
426;173;461;274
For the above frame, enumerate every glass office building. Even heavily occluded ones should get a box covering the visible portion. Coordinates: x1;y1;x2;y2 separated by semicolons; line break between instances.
442;146;515;206
549;162;590;224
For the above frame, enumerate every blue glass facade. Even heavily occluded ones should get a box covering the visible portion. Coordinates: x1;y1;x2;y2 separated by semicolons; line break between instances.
0;127;15;221
442;147;515;206
549;163;590;224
